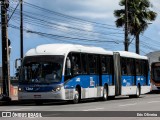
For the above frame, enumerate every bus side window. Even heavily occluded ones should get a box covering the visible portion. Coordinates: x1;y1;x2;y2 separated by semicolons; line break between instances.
81;53;87;74
66;57;71;76
126;58;132;75
130;59;135;75
136;60;141;75
64;53;72;82
121;58;127;75
101;55;112;74
141;60;147;76
72;53;81;76
101;56;107;73
88;54;96;74
94;55;99;74
106;56;111;74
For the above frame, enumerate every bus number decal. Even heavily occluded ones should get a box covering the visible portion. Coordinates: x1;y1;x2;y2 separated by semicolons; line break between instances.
90;77;95;86
76;78;80;82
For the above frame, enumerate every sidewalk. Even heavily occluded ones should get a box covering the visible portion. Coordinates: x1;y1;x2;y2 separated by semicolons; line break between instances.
0;96;30;105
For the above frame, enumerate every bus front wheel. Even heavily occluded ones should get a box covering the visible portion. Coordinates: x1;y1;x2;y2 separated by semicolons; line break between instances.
72;88;80;104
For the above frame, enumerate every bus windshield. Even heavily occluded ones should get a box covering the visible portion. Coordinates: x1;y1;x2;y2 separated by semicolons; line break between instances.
20;55;64;84
152;66;160;83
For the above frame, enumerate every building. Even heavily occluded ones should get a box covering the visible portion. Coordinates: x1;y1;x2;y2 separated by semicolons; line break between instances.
146;51;160;65
10;77;18;99
0;66;18;98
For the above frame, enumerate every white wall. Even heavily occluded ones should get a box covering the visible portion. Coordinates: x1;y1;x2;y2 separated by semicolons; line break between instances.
146;51;160;65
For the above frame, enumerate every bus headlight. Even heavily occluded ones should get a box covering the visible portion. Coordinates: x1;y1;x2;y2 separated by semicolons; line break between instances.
18;87;23;92
52;86;61;92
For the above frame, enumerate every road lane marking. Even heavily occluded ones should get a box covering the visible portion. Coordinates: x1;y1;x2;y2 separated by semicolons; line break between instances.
148;101;160;104
119;103;137;107
4;108;31;111
43;114;61;117
83;108;104;111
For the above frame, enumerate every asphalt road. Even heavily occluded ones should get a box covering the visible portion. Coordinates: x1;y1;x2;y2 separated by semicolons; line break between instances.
0;93;160;120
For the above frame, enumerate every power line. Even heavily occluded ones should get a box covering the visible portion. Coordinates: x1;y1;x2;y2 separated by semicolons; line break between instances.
9;6;123;33
8;1;20;22
23;1;121;30
8;7;123;36
8;24;120;44
8;1;160;54
7;2;125;44
11;16;124;43
8;8;124;43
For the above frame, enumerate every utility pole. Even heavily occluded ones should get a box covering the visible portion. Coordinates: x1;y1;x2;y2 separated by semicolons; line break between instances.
124;0;129;51
20;0;23;59
135;33;139;54
1;0;10;101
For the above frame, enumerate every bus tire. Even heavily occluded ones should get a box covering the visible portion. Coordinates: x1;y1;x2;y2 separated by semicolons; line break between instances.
135;85;140;98
102;85;108;101
72;88;80;104
129;85;140;98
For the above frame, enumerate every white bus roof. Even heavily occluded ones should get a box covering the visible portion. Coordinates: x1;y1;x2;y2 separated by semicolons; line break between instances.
117;51;148;60
25;44;113;56
25;44;148;60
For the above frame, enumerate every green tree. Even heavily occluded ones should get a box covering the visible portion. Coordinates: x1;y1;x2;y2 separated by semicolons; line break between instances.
114;0;157;54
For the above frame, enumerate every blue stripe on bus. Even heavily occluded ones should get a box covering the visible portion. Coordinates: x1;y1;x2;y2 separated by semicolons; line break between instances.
121;75;149;86
19;73;150;92
64;74;112;89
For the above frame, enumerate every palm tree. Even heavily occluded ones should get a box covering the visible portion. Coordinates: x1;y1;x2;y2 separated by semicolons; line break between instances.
114;0;157;54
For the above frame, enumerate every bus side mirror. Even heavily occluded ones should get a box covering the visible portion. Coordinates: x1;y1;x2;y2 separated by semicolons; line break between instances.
15;58;22;69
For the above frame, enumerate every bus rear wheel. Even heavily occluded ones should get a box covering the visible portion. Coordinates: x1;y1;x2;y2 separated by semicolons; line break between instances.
135;85;140;98
129;85;140;98
102;86;108;101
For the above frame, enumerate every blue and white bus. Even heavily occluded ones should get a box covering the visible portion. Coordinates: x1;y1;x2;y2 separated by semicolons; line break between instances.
17;44;150;104
150;62;160;91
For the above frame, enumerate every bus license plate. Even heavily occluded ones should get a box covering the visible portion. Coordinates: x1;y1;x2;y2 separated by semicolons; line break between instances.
34;95;41;98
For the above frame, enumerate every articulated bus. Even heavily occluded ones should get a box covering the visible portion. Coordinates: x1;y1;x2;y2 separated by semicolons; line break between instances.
151;62;160;91
17;44;150;104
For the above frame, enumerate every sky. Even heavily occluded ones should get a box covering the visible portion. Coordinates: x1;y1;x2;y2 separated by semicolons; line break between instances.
0;0;160;76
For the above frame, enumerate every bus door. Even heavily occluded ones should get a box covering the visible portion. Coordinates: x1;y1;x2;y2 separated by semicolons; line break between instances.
101;55;113;87
87;54;98;86
113;52;121;96
88;54;100;97
121;58;135;87
141;60;149;85
135;60;148;86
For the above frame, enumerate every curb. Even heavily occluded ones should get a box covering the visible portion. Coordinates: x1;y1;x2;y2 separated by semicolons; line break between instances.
0;100;33;106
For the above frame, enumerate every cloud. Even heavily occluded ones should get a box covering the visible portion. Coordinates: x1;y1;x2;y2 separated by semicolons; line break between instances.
68;12;113;19
152;0;160;8
56;23;69;32
25;0;121;21
60;0;121;20
82;23;94;31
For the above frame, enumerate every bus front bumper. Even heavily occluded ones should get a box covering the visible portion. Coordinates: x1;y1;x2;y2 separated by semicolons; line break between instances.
18;91;65;100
